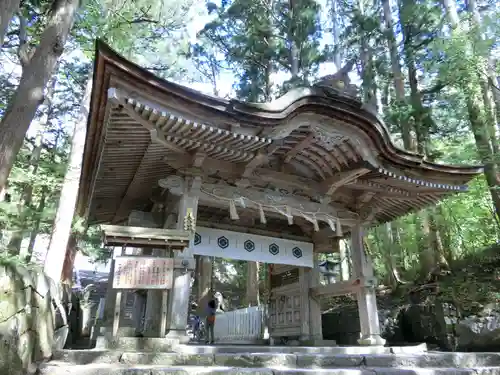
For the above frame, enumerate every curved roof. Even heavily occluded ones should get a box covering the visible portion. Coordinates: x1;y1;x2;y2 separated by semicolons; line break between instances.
77;40;483;239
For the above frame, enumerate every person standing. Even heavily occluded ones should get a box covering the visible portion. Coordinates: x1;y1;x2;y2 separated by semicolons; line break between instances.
205;298;217;344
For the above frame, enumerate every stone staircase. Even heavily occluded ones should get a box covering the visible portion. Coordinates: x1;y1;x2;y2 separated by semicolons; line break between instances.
39;345;500;375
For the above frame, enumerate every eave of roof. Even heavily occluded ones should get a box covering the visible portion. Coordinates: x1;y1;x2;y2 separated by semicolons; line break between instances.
77;39;484;221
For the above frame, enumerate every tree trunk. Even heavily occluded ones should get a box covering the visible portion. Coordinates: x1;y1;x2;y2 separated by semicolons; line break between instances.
331;0;342;70
7;74;57;255
357;1;377;110
26;187;47;262
0;0;20;48
489;59;500;124
429;208;448;268
441;0;500;222
7;131;44;255
44;73;92;282
61;234;78;284
417;212;434;279
0;0;80;194
288;0;299;83
382;0;414;151
245;261;260;306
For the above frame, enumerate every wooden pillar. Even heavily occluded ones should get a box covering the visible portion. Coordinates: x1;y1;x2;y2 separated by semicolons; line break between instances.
351;224;386;346
309;253;323;341
166;177;199;342
102;247;125;335
132;248;151;336
143;248;169;337
245;261;260;306
299;267;310;341
339;239;350;281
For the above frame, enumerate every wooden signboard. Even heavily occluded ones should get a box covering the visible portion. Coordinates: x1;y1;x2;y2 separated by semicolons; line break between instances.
112;256;174;289
270;268;300;289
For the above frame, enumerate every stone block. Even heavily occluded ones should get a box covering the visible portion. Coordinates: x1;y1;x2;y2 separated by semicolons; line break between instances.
297;354;364;368
120;352;214;366
38;365;276;375
273;370;371;375
95;335;178;351
214;353;297;368
370;369;477;375
51;349;121;364
364;353;500;368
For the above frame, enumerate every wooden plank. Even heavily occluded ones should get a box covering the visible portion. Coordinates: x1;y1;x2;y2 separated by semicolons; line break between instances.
112;257;174;289
270;268;300;289
103;237;189;250
102;225;191;240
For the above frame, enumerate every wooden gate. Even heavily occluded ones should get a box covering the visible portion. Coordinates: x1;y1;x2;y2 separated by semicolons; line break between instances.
268;264;302;338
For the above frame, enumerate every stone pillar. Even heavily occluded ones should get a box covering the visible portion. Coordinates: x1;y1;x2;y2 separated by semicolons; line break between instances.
165;179;199;343
351;224;386;346
245;261;260;306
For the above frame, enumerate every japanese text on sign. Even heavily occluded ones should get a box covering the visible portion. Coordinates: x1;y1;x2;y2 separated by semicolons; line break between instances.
112;257;174;289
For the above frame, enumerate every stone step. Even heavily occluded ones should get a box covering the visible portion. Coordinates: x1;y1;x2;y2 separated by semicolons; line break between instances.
37;364;500;375
172;344;428;355
51;350;500;369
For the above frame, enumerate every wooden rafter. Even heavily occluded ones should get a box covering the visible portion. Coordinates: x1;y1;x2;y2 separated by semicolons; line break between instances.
284;133;315;163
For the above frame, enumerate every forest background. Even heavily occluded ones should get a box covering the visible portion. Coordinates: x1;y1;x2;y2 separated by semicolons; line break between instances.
0;0;499;306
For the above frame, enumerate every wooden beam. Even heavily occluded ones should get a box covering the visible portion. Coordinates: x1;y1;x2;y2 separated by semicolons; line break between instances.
196;220;311;242
310;276;377;297
356;192;376;209
235;140;283;187
265;139;284;155
284;133;315;163
192;152;207;168
242;153;268;178
320;167;370;196
102;225;191;240
159;177;359;223
112;143;154;223
310;279;361;297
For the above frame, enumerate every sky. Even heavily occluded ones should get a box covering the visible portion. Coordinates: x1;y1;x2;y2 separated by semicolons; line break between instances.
185;0;342;97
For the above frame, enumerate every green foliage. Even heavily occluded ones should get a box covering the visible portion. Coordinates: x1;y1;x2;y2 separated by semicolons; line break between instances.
438;245;500;315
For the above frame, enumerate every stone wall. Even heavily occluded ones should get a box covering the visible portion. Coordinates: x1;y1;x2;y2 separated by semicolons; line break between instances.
0;263;66;374
321;292;459;350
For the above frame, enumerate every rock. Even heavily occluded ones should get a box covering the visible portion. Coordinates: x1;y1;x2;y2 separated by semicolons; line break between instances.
379;308;402;343
456;309;500;351
0;264;67;373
